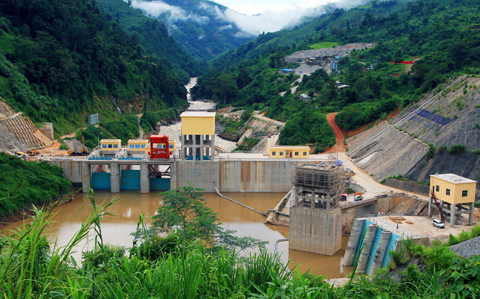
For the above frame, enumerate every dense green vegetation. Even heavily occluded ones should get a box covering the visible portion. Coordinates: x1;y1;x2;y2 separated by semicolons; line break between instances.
122;0;253;63
0;153;71;219
193;0;480;146
0;0;187;135
2;188;480;298
96;0;202;82
279;110;335;149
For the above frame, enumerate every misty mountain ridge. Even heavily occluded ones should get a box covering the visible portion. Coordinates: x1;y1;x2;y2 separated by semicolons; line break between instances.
128;0;254;61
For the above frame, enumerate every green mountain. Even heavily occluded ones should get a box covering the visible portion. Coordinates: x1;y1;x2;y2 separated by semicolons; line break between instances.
96;0;202;83
128;0;254;62
0;0;187;135
193;0;480;149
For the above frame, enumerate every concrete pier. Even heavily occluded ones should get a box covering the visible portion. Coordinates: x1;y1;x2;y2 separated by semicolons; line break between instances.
110;163;120;193
357;225;378;273
369;231;392;275
140;163;149;194
81;162;90;193
290;207;342;256
343;219;366;266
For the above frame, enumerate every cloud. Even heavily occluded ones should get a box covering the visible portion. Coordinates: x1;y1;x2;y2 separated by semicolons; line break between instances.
210;0;371;35
128;0;371;37
129;0;209;24
219;24;233;31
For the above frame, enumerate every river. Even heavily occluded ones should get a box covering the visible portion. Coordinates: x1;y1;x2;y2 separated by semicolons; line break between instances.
2;191;351;278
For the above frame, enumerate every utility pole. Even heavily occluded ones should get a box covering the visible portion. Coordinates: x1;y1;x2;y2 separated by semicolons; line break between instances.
223;81;226;106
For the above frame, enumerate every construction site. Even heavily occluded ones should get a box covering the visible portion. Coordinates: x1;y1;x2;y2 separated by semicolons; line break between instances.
2;75;480;279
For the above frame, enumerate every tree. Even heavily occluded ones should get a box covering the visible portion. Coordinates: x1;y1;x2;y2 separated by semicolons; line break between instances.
151;183;266;253
152;183;218;242
212;74;238;105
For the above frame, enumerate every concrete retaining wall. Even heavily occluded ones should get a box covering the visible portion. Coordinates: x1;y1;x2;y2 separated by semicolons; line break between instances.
383;178;430;196
51;160;84;184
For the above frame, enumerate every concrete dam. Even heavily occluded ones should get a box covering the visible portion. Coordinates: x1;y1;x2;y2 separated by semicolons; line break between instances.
52;158;300;193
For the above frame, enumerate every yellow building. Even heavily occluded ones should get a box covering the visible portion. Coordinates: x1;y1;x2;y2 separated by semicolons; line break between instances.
128;139;149;154
100;139;121;150
180;112;216;161
269;146;310;158
429;173;477;227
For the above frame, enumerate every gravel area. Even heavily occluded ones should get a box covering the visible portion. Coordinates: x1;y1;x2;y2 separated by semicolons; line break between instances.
450;235;480;258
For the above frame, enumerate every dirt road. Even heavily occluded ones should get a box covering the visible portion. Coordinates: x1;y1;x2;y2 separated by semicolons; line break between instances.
253;114;285;127
325;113;346;153
337;152;428;200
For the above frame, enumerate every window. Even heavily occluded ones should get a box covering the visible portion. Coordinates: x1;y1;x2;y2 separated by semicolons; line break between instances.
102;144;107;148
272;151;276;156
141;145;145;148
114;144;118;148
303;152;307;156
446;189;450;196
462;190;468;197
129;144;134;149
108;144;112;148
169;145;173;149
280;152;284;156
135;144;140;148
295;152;299;156
436;185;439;192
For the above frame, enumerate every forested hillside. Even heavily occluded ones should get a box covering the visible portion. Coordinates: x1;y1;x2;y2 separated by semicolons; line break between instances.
96;0;202;82
127;0;254;62
0;0;187;135
193;0;480;150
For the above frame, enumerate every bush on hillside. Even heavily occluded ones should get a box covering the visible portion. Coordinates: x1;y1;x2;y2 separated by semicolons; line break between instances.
0;153;72;219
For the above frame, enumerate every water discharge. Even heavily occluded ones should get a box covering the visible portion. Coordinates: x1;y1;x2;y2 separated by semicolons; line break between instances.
2;191;352;278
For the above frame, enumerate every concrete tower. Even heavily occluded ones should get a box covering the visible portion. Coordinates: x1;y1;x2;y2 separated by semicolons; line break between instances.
289;163;344;256
180;112;216;161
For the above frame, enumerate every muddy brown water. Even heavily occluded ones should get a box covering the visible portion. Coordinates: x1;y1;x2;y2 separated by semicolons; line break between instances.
2;191;352;278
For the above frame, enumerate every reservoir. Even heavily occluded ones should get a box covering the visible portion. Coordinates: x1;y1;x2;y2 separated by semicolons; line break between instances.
2;190;352;278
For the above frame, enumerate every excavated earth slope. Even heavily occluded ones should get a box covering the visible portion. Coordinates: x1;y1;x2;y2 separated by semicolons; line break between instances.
347;75;480;181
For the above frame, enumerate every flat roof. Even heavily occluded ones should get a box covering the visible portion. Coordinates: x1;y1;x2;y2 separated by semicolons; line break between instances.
180;112;216;117
128;139;148;142
431;173;477;184
100;139;121;142
271;146;310;149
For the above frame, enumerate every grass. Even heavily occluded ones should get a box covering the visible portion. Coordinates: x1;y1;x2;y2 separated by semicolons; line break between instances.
309;42;340;49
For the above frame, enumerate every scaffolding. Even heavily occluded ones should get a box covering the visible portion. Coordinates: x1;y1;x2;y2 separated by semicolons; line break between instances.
293;163;344;210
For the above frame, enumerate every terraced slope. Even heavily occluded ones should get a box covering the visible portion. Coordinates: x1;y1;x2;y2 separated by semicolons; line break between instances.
347;75;480;181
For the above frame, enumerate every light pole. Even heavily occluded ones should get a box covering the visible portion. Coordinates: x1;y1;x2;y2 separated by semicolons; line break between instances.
97;132;103;149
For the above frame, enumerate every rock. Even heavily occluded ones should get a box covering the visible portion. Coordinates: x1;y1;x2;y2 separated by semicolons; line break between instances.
450;235;480;258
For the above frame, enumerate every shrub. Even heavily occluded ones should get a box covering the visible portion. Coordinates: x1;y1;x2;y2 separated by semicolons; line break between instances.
427;143;435;158
446;234;459;246
82;245;126;268
448;144;466;155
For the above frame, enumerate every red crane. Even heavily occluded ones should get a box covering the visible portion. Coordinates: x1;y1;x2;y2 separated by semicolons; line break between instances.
149;135;170;160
